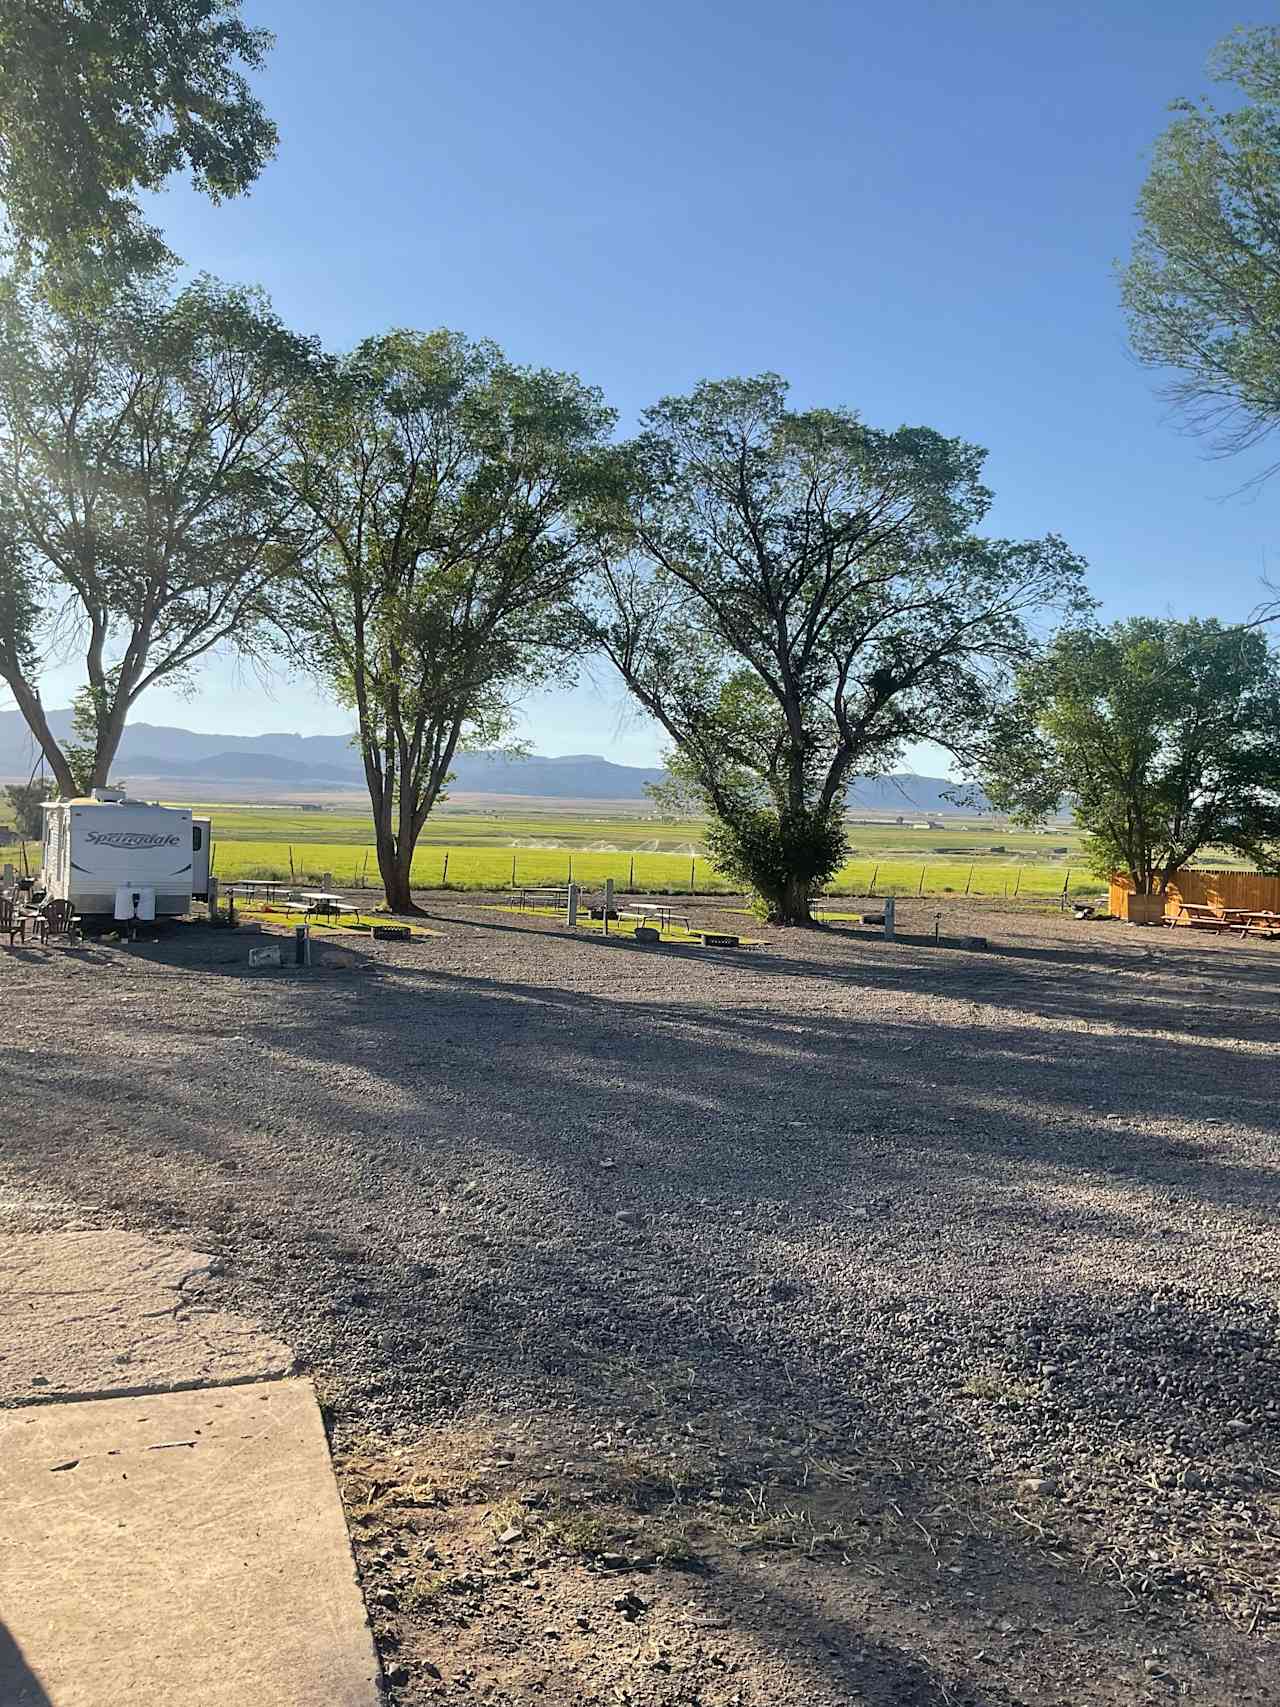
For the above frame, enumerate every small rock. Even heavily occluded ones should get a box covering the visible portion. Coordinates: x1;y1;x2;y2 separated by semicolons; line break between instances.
1226;1418;1251;1436
1144;1658;1166;1676
576;1614;591;1630
1020;1476;1057;1498
1180;1468;1203;1490
497;1525;522;1545
601;1551;628;1569
386;1664;410;1687
615;1210;641;1228
542;1626;559;1639
372;1587;399;1610
422;1661;442;1680
852;1206;871;1222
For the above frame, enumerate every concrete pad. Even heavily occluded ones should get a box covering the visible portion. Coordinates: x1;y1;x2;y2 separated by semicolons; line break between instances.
0;1378;380;1706
0;1232;293;1403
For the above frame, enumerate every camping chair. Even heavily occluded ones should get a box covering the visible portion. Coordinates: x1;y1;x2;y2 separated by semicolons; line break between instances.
0;895;26;947
32;898;80;944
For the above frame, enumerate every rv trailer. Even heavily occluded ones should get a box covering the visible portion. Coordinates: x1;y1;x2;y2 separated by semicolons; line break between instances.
40;790;212;921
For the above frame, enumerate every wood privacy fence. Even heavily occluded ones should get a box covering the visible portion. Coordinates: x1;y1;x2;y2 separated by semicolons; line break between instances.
1109;868;1280;918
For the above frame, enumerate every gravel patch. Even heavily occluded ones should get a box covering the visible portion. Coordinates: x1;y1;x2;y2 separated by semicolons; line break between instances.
2;894;1278;1703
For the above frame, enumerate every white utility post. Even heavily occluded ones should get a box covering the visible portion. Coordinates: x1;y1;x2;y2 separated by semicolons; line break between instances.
883;896;896;940
602;877;614;936
566;882;579;927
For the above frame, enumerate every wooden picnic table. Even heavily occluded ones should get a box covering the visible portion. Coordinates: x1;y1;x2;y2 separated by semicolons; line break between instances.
1168;902;1227;932
1223;907;1280;939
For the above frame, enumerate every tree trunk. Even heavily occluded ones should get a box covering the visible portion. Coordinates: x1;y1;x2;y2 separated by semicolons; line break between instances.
376;833;424;916
769;875;815;926
2;674;77;795
91;693;132;789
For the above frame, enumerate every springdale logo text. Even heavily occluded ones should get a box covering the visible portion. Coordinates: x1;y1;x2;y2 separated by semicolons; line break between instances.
84;831;182;850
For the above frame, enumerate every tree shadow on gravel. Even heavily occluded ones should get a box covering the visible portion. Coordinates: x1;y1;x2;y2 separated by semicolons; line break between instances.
3;922;1279;1699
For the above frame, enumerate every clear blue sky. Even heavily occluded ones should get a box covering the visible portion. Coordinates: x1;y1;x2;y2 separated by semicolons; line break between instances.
35;0;1278;770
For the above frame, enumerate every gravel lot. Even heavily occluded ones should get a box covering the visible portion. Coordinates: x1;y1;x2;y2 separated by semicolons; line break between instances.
2;895;1278;1705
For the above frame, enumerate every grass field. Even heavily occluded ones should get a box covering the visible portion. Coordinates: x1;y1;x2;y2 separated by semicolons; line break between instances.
0;797;1109;899
0;796;1114;898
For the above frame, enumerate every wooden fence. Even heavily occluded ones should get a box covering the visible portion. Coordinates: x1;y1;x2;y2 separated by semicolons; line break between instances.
1109;868;1280;919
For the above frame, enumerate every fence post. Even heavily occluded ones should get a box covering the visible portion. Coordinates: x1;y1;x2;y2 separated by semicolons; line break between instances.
288;845;295;881
629;854;635;890
568;854;574;884
1061;870;1070;909
511;852;517;888
918;866;926;896
690;857;696;894
442;851;449;886
1013;866;1022;898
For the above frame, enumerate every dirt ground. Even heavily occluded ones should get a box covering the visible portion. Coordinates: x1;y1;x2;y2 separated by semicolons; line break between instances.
2;895;1278;1705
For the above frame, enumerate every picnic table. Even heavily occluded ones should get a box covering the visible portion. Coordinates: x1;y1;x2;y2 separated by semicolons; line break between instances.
1223;907;1280;940
619;902;691;932
225;880;290;903
515;885;574;911
299;890;359;923
1168;902;1227;932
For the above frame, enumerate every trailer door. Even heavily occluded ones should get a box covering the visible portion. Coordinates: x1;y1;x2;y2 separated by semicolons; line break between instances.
191;819;212;901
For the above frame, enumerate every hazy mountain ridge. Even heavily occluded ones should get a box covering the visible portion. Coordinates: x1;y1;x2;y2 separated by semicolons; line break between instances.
0;710;986;810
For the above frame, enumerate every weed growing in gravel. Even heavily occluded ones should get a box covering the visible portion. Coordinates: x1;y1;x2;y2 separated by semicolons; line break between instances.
401;1567;454;1610
958;1369;1043;1403
537;1508;616;1556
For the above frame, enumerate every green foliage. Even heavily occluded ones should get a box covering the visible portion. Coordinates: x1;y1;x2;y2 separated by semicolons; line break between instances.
702;802;848;922
0;0;277;270
583;373;1089;922
981;618;1280;893
1121;28;1280;470
0;263;315;793
3;778;50;838
280;330;615;910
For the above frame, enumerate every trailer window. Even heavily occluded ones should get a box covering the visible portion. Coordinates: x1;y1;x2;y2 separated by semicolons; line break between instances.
192;825;203;851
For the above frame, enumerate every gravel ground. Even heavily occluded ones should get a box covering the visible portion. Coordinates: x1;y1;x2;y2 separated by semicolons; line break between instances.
2;894;1278;1705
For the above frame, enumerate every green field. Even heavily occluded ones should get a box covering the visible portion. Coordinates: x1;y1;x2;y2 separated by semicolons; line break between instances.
177;803;1100;898
0;797;1109;899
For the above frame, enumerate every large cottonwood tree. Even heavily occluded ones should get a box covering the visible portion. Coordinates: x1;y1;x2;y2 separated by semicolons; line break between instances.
583;375;1088;924
1121;28;1280;476
0;265;313;794
281;331;613;914
981;618;1280;894
0;0;277;268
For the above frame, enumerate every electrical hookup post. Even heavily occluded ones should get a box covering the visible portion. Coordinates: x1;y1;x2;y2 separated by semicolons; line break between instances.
565;883;579;927
883;896;896;940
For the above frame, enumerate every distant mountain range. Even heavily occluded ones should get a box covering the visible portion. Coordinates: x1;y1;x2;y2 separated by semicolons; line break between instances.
0;708;990;812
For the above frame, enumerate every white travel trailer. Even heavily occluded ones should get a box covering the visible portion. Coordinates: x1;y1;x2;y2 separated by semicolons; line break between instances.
40;790;212;920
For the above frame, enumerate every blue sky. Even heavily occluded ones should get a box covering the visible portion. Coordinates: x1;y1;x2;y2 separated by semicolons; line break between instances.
33;0;1278;770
